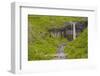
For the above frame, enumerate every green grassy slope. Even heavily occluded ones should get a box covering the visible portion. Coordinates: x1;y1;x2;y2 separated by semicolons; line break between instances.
28;15;88;60
64;28;88;59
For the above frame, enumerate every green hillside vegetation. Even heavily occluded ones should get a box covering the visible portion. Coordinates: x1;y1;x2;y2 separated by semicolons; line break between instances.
64;28;88;59
28;15;88;61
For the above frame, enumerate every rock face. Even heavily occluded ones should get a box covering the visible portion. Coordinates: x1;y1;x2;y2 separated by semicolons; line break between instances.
48;22;87;41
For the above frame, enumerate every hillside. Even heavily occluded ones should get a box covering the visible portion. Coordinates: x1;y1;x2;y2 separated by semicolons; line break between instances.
28;15;88;60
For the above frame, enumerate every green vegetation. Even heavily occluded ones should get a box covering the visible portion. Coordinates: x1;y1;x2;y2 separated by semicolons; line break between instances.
64;28;88;59
28;15;88;61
